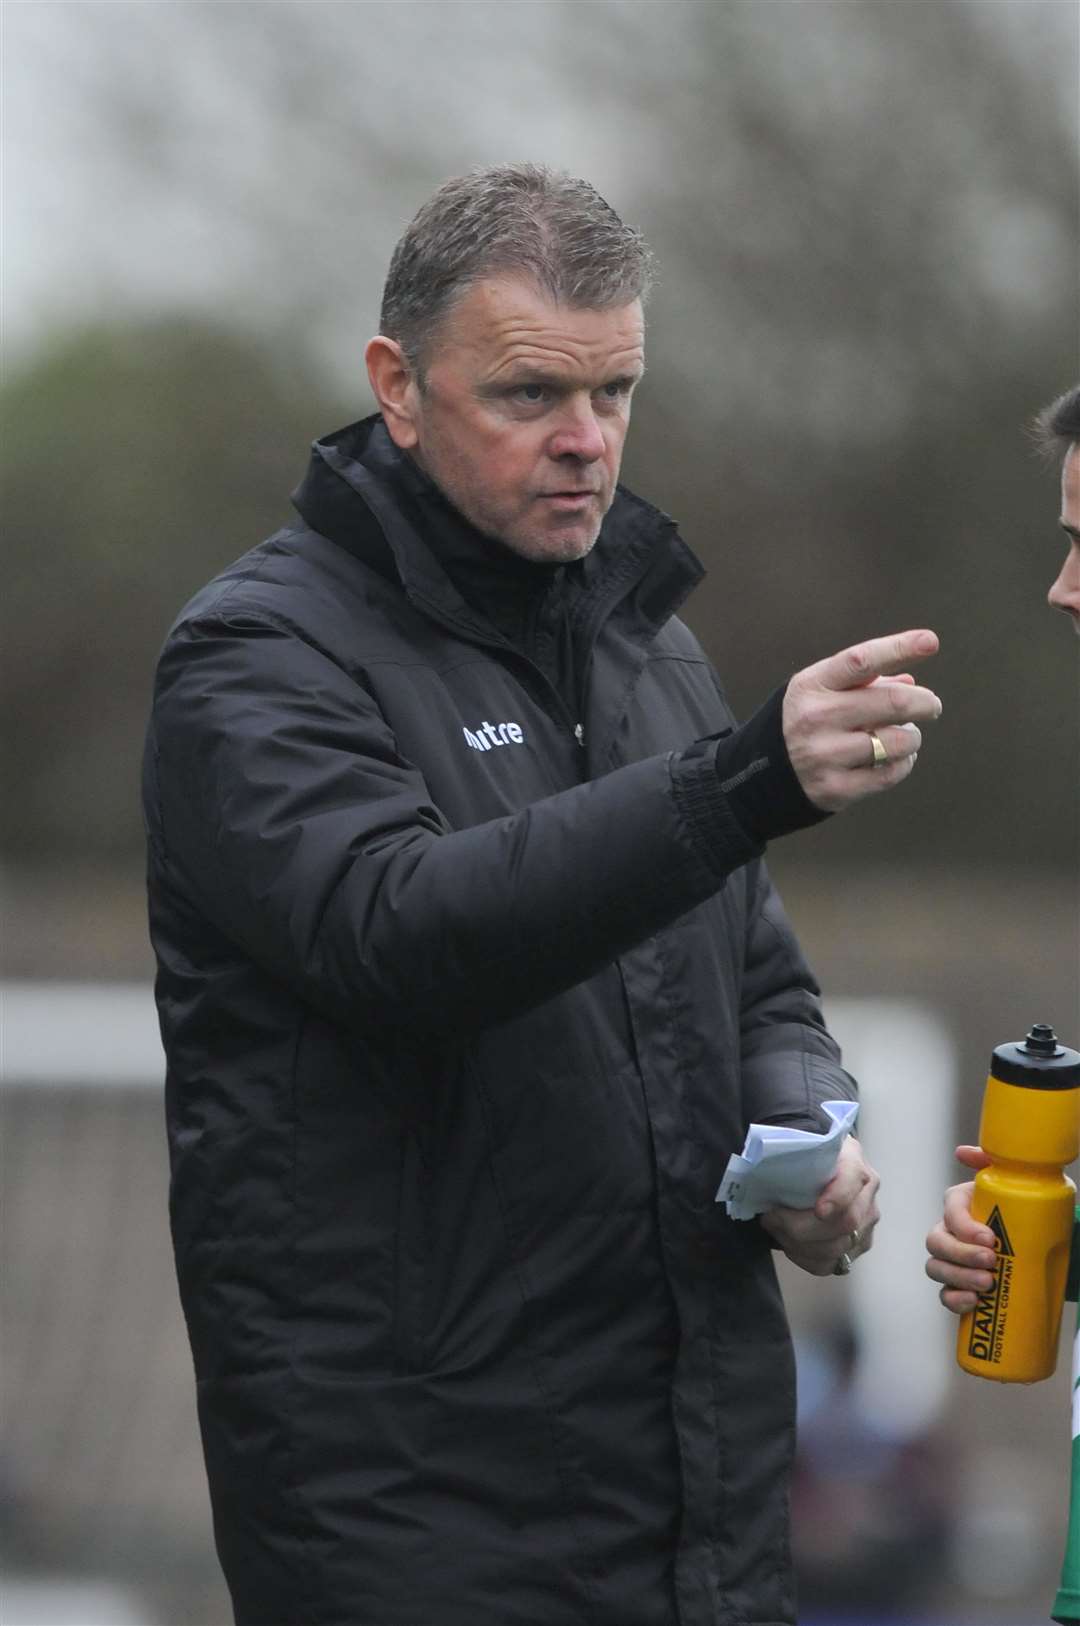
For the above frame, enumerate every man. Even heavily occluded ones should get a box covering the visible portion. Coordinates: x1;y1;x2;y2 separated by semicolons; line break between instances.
924;384;1080;1626
925;381;1080;1317
1046;385;1080;632
145;165;942;1626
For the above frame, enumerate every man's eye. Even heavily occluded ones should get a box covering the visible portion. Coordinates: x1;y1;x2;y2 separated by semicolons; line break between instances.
598;381;630;401
515;384;548;403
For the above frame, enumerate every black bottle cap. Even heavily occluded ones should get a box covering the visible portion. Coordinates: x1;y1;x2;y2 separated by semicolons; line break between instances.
990;1024;1080;1090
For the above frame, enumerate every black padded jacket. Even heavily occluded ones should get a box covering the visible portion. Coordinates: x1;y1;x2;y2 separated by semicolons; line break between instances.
143;416;856;1626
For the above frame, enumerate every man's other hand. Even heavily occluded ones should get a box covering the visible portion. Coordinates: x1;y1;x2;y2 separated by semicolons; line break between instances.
759;1136;880;1277
783;630;942;812
924;1144;996;1314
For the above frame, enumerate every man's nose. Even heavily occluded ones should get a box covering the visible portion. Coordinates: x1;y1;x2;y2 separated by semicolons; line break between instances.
548;401;606;462
1048;552;1080;616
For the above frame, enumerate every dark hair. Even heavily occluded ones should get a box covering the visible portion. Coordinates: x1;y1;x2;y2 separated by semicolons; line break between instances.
379;163;654;378
1032;385;1080;459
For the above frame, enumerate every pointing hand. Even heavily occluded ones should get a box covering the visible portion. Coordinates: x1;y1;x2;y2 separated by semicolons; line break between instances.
782;630;942;812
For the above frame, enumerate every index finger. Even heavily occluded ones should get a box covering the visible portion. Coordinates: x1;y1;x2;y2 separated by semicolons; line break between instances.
817;630;939;692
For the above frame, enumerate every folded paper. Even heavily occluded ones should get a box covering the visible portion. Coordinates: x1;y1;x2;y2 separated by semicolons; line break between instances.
715;1099;859;1220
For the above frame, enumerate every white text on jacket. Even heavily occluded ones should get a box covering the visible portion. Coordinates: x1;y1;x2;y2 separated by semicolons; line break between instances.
463;721;525;750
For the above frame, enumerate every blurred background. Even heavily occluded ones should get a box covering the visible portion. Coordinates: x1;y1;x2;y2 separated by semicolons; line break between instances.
2;2;1077;1622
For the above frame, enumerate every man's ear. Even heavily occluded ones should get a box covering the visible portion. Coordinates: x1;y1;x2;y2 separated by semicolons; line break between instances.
365;336;420;449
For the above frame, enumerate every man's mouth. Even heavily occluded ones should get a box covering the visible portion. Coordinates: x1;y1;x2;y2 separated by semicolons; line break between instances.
541;490;597;507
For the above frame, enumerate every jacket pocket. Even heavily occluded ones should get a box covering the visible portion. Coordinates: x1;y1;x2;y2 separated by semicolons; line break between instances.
393;1130;428;1372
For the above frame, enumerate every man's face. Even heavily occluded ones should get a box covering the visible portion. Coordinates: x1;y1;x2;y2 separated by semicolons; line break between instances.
404;276;645;563
1051;443;1080;635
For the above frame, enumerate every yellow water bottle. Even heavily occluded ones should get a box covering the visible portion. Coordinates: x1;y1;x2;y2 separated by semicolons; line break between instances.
957;1023;1080;1384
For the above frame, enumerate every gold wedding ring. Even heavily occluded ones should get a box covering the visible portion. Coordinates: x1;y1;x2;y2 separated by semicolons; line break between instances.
868;732;888;768
832;1229;861;1275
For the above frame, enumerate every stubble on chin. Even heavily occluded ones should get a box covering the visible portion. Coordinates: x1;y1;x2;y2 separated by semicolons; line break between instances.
515;493;611;564
504;520;602;565
439;479;607;564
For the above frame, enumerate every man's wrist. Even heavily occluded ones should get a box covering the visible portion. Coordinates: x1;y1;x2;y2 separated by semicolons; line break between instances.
713;685;830;847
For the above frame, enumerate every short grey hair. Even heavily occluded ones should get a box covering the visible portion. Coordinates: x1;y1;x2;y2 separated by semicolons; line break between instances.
1033;384;1080;459
379;163;654;378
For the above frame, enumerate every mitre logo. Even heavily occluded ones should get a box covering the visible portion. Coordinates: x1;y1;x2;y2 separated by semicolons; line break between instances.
463;720;526;751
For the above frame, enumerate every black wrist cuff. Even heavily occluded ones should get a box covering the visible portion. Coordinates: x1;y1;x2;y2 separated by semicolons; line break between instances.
715;685;830;847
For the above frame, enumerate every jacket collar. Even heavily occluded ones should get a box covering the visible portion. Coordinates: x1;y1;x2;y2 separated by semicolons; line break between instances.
291;415;705;645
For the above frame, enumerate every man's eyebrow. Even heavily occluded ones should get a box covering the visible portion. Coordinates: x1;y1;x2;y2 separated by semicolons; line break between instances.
480;366;566;391
502;366;568;385
488;361;646;388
